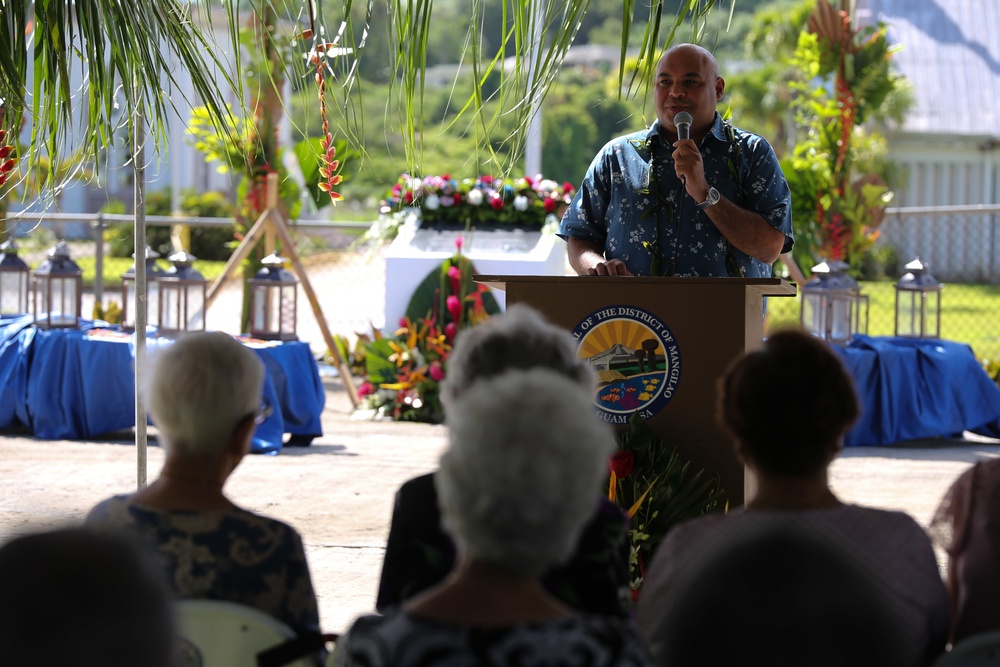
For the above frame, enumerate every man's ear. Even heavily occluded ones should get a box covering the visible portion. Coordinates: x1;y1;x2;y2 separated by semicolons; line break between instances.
716;76;726;101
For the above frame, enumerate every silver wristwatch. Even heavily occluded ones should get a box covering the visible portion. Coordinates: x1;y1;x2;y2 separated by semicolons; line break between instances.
696;186;720;209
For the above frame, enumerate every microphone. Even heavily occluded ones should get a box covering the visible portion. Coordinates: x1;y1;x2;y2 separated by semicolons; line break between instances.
674;112;692;140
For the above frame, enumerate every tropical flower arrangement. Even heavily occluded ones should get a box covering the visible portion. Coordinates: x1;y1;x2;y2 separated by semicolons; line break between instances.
385;172;574;229
354;238;500;422
609;413;725;592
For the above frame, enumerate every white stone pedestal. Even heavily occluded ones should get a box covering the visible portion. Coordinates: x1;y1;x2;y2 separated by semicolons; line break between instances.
382;220;566;330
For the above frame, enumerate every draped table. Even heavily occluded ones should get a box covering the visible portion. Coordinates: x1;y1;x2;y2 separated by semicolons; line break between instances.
834;335;1000;447
0;315;324;454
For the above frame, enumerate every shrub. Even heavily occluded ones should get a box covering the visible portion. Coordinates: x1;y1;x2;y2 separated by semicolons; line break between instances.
105;189;235;261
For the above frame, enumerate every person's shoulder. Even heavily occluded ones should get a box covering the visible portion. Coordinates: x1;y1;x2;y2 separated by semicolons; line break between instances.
85;494;138;524
398;471;437;499
836;504;932;540
230;507;305;542
599;125;656;153
726;121;777;153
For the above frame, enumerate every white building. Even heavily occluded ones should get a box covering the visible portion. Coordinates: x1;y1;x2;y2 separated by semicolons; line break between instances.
859;0;1000;281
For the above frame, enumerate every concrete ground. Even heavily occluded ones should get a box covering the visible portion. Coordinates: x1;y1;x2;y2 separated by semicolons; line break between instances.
1;373;999;634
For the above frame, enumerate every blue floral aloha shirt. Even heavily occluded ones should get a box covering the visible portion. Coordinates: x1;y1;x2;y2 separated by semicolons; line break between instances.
558;115;793;278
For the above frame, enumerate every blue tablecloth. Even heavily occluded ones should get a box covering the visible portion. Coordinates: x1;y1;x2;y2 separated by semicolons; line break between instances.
0;315;324;454
835;335;1000;447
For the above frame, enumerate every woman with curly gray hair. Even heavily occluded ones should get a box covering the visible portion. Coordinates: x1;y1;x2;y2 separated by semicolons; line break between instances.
376;304;631;617
335;368;648;666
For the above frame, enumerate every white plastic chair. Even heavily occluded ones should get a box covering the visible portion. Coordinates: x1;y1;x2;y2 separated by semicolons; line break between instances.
934;631;1000;667
175;600;317;667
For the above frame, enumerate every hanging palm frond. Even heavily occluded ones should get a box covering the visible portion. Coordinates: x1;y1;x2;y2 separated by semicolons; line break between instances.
0;0;246;205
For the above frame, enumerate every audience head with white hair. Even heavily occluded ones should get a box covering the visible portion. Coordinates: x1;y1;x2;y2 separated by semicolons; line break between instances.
147;330;265;464
441;302;594;405
438;368;614;575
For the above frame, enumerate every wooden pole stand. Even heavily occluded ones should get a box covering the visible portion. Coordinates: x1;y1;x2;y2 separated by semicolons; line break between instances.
205;173;358;407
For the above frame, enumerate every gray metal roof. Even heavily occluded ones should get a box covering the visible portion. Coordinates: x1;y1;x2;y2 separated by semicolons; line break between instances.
858;0;1000;138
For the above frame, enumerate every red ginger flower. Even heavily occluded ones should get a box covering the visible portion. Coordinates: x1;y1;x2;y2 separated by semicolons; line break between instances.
609;451;634;479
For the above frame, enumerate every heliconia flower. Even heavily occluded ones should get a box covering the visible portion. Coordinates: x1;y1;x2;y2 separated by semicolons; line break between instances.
429;362;445;381
447;265;462;296
446;295;462;322
467;189;483;206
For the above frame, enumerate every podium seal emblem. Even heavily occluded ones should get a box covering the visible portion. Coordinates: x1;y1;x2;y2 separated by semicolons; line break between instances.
571;304;682;424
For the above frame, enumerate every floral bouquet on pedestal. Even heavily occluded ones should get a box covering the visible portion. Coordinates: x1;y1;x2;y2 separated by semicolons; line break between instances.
360;173;576;247
609;413;725;593
355;239;501;422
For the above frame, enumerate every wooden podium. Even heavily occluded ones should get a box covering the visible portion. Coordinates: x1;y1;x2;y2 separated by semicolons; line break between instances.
474;275;796;506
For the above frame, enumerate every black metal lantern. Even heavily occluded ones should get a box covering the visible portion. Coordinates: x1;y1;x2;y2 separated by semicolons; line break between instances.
800;259;869;345
895;257;942;339
248;253;298;341
157;250;207;335
121;245;166;332
0;238;30;315
31;240;83;329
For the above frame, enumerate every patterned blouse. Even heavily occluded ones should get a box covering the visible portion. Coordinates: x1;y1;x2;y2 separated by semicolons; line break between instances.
86;495;320;637
332;611;649;667
558;115;793;278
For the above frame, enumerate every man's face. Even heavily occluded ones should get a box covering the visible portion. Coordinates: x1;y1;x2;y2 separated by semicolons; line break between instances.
653;47;724;136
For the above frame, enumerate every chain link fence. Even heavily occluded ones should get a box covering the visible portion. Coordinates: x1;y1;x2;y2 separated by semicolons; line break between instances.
767;205;1000;361
7;204;1000;362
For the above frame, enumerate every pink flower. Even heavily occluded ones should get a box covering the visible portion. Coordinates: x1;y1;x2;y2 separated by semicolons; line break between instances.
489;193;504;210
357;382;375;398
446;295;462;322
429;362;445;382
453;193;463;206
399;317;408;328
444;322;458;342
403;191;414;204
481;175;494;184
447;265;462;296
455;236;464;252
543;197;557;213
